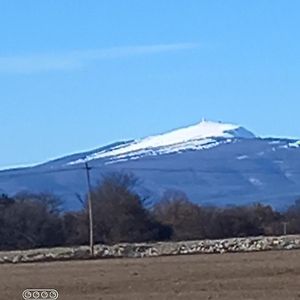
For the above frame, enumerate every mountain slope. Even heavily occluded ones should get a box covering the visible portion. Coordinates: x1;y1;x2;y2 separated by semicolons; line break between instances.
0;120;299;210
68;120;256;165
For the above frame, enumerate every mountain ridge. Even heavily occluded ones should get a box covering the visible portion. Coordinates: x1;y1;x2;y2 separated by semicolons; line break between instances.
0;120;299;211
68;120;257;165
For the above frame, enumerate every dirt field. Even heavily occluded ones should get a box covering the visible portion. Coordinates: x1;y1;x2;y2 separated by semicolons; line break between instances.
1;250;300;300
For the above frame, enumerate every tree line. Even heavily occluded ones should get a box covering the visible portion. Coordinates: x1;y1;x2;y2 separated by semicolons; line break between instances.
0;172;300;250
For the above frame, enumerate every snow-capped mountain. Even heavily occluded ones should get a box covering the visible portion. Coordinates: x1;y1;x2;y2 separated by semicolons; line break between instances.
0;120;299;210
69;120;256;165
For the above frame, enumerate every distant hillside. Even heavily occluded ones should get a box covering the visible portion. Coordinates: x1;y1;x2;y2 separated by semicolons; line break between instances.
0;120;299;210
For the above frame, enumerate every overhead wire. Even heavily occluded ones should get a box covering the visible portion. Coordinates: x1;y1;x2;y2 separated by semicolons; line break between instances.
0;164;300;179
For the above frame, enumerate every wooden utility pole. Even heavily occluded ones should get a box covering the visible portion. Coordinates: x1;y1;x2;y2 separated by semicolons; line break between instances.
283;222;288;236
85;162;94;256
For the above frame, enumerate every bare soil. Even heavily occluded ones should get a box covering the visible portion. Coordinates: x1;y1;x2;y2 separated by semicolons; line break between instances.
1;250;300;300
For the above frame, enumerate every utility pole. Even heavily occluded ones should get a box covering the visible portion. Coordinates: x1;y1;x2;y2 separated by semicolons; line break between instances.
283;222;288;236
85;162;94;256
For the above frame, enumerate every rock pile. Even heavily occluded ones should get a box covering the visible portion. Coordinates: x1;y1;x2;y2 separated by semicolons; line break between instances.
0;235;299;264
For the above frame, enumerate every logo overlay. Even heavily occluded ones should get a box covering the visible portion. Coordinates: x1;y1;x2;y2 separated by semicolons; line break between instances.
22;289;59;300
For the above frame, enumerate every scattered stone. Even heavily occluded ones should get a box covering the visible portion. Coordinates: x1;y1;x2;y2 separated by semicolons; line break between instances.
0;235;299;264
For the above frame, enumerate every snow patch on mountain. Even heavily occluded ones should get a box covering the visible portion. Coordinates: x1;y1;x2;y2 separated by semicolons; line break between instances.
249;177;263;187
278;140;300;149
288;141;300;148
68;120;256;165
237;155;249;160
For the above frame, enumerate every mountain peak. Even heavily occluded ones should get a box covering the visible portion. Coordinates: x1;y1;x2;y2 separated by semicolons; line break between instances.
69;120;256;165
136;120;255;148
161;119;256;141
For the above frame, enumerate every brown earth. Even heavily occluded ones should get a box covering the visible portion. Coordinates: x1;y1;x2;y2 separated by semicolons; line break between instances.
1;250;300;300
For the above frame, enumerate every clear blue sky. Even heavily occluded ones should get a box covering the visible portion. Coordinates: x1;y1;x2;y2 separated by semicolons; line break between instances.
1;0;299;169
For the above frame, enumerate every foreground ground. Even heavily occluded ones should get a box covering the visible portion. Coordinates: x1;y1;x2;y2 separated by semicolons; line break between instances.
1;250;300;300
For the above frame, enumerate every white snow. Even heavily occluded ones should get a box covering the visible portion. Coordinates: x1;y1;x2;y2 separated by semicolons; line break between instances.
68;120;256;165
269;141;281;145
288;141;300;148
279;140;300;149
249;177;263;186
237;155;248;160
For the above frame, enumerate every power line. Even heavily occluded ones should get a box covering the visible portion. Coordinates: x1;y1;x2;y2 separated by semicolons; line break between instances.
0;166;86;179
92;166;300;175
1;164;300;180
1;164;299;224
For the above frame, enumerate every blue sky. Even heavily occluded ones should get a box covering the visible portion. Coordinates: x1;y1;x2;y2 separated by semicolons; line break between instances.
1;0;299;168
